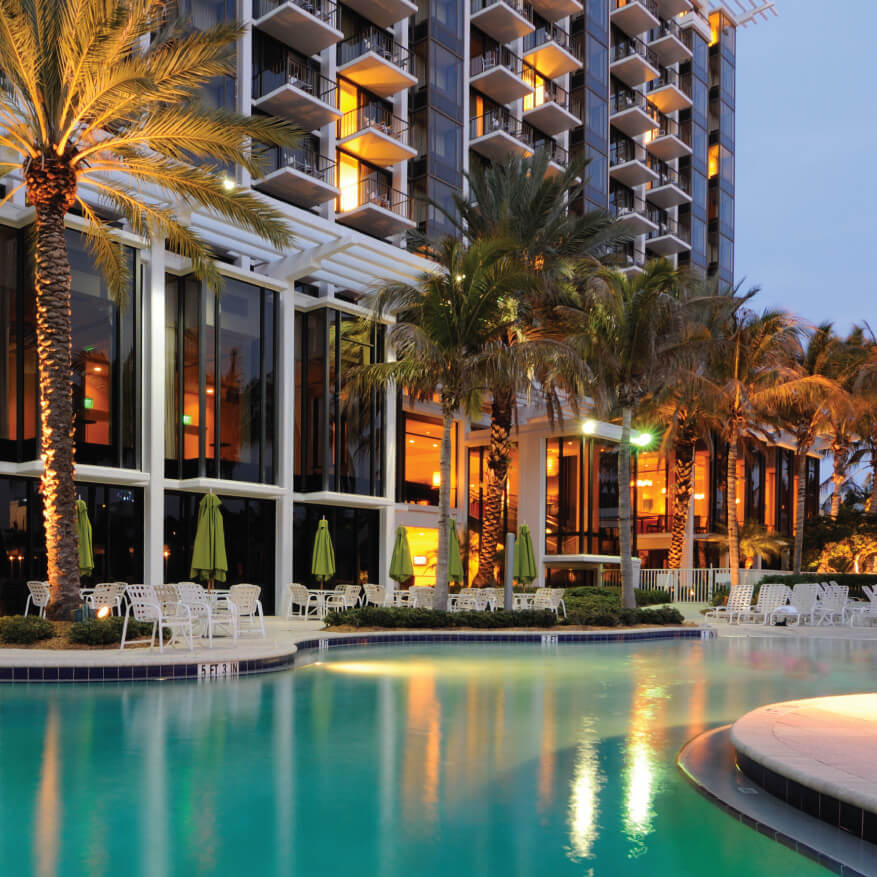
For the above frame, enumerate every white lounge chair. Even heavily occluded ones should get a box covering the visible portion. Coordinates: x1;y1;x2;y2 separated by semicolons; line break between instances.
177;581;237;646
780;582;823;626
229;584;265;638
705;583;754;623
848;585;877;627
122;584;194;652
812;584;849;626
741;583;790;625
24;581;51;618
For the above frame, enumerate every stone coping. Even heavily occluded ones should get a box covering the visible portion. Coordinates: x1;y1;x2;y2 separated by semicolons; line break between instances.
0;625;711;683
731;696;877;819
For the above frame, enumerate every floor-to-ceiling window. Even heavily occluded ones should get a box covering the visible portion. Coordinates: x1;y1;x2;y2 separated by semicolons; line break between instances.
165;275;277;483
397;411;454;505
775;448;794;537
294;308;383;495
633;452;668;534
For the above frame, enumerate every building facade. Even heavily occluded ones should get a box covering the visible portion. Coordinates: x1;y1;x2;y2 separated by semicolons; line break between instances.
0;1;781;613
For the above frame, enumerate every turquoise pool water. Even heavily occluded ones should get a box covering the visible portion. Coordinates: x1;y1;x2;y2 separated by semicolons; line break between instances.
1;637;876;876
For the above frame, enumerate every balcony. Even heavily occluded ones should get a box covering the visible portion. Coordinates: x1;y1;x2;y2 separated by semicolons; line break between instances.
610;37;660;89
609;137;658;188
470;0;534;45
610;0;660;39
470;49;534;105
337;105;416;166
647;19;693;67
607;241;646;277
523;23;582;78
521;72;580;135
252;0;343;56
253;60;340;131
645;160;691;209
527;0;582;22
469;111;535;163
253;146;339;207
655;0;693;17
337;30;416;99
645;211;691;255
643;114;691;161
336;176;415;238
610;186;658;236
535;138;569;177
646;68;692;114
338;0;416;28
609;88;659;138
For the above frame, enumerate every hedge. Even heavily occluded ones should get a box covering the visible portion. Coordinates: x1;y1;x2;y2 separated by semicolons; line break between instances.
563;586;670;607
325;608;559;629
68;617;155;645
564;606;684;627
0;615;56;644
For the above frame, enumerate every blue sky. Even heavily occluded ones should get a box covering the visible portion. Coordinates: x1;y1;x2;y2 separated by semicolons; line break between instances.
734;2;877;335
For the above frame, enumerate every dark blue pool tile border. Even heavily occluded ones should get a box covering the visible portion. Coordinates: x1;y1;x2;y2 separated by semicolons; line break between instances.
678;743;873;877
736;749;877;852
0;627;711;684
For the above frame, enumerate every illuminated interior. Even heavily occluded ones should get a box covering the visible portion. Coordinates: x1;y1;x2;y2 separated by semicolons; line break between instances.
407;527;439;587
402;413;456;506
337;152;360;211
708;143;719;178
633;452;667;530
692;450;709;532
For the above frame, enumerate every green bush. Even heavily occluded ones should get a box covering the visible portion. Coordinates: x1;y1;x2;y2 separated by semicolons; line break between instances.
0;615;56;644
757;572;876;600
325;607;559;629
563;586;670;607
68;617;156;645
563;605;684;627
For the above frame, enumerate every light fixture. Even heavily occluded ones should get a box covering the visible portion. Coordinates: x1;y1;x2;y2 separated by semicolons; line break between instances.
96;605;111;620
581;419;597;435
221;176;235;191
83;397;94;410
182;414;192;426
206;387;214;395
694;493;705;501
632;432;653;448
93;366;102;373
408;438;415;444
413;555;427;566
432;471;441;487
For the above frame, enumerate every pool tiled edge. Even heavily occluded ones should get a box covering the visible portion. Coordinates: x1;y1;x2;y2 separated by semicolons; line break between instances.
0;626;712;683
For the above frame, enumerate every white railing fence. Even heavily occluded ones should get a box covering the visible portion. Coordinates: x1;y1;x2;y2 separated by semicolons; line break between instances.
601;567;775;602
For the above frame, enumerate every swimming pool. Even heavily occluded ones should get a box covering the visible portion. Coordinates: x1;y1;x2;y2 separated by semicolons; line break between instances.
1;636;875;876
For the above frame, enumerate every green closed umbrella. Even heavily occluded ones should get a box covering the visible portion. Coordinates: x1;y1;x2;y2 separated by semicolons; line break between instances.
190;493;228;587
311;517;336;588
513;524;537;584
389;527;414;584
75;499;94;578
448;520;464;584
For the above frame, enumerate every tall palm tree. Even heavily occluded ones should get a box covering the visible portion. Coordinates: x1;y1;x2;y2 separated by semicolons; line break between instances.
0;0;298;616
560;260;692;609
447;150;622;586
351;237;528;610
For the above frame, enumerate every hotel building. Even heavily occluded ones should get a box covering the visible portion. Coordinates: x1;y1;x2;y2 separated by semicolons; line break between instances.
0;0;794;612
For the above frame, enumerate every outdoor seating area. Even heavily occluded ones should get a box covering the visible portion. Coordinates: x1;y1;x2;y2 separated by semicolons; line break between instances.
705;580;877;627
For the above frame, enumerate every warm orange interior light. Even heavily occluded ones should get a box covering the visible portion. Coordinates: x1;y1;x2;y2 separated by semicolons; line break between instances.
708;144;719;178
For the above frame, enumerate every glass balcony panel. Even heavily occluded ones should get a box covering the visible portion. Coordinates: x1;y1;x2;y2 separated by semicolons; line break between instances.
337;105;417;166
254;147;340;207
337;30;417;98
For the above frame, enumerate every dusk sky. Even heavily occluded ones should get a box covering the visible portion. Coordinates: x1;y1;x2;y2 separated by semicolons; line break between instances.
734;2;876;335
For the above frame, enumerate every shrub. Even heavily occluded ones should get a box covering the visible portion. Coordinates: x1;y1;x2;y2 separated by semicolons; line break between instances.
324;607;558;629
563;605;684;627
68;617;156;645
0;615;56;644
757;572;876;601
563;586;670;607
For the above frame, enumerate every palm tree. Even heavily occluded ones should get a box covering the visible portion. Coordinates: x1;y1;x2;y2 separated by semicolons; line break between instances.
560;260;692;609
351;238;528;610
447;150;622;586
0;0;298;616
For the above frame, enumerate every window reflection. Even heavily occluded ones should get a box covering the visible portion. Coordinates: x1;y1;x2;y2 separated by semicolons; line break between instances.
400;413;455;506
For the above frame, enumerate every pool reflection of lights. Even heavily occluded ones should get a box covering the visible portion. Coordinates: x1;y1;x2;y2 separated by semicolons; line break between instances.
567;719;602;861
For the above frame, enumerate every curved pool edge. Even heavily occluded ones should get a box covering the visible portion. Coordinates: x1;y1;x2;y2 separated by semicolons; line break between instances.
0;625;713;683
677;726;876;877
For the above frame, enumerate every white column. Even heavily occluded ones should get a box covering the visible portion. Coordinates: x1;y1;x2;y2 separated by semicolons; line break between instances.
275;287;296;616
143;242;166;585
238;0;254;190
517;431;545;587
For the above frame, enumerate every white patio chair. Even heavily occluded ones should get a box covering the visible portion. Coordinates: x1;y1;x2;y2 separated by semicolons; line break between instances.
85;582;126;616
546;588;567;618
410;586;435;609
343;584;362;608
24;581;51;618
741;583;790;625
229;584;265;638
848;585;877;627
287;583;320;617
363;583;387;607
812;584;849;626
455;589;485;611
177;581;237;647
532;589;562;615
481;588;502;611
704;583;754;623
781;582;823;626
122;584;194;652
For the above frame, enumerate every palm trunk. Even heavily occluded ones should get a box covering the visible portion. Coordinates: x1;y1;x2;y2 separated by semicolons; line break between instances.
434;401;454;611
792;448;808;574
870;453;877;515
668;438;695;569
474;389;513;587
726;433;740;588
618;406;635;609
830;437;848;518
28;159;80;620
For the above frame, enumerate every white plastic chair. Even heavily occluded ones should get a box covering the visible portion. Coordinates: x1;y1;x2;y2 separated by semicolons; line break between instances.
24;581;51;618
782;582;823;626
456;589;488;611
229;584;265;638
849;585;877;627
343;584;362;608
705;583;754;623
813;584;849;626
85;582;126;616
121;584;194;653
410;586;435;609
287;583;320;617
742;583;790;625
177;581;237;646
363;584;387;607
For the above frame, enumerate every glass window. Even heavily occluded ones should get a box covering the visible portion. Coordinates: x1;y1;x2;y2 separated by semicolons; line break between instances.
585;147;608;198
586;0;608;38
634;452;668;533
401;412;456;506
431;0;463;45
746;452;764;525
429;43;462;119
712;443;727;527
692;449;710;532
586;35;607;89
429;110;462;180
776;449;793;536
594;441;619;556
586;88;607;141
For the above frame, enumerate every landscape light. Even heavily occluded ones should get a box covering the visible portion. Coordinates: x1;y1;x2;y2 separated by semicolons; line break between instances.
96;606;111;619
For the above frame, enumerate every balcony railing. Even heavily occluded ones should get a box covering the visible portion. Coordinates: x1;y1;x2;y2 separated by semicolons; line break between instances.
609;136;647;166
471;0;527;14
611;0;659;14
610;35;658;67
262;145;336;183
535;138;568;166
646;66;689;95
609;185;646;216
469;110;535;147
648;157;690;192
522;68;574;111
650;108;680;137
646;210;691;242
607;241;645;270
254;0;339;28
337;28;411;71
253;55;337;106
470;46;526;77
340;175;410;217
647;17;692;47
523;21;582;60
337;103;409;141
610;86;656;116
